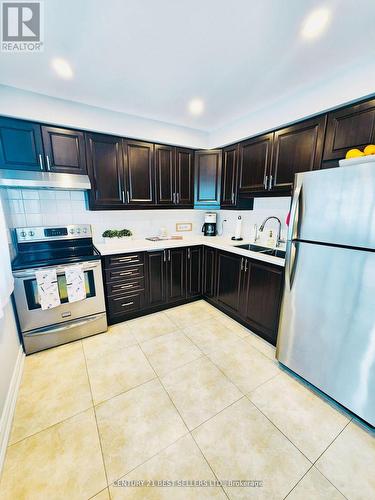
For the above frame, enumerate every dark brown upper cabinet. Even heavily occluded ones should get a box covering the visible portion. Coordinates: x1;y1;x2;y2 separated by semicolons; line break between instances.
323;98;375;163
123;139;155;205
0;117;44;171
155;144;175;205
194;149;222;207
155;146;194;207
221;144;239;207
238;133;273;194
86;133;125;209
41;126;86;174
176;147;194;206
271;115;326;191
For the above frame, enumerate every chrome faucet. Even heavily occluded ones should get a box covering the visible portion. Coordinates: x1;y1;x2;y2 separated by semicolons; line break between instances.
259;216;284;247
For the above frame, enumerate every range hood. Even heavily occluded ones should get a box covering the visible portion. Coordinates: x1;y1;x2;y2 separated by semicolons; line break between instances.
0;169;91;190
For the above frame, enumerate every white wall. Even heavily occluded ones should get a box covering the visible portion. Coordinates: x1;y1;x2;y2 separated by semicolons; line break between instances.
0;85;208;149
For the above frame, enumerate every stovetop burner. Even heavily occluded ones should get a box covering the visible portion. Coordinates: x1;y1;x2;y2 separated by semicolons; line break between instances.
12;224;100;270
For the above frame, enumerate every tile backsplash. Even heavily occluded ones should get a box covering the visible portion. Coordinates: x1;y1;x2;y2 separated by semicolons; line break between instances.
1;188;291;245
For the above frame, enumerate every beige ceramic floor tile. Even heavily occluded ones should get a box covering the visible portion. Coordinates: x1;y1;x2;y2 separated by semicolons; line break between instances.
316;421;375;500
244;333;276;360
83;322;137;361
249;372;350;462
0;409;106;500
192;398;311;500
164;301;216;328
127;312;178;343
140;331;203;377
91;488;111;500
86;344;155;404
95;379;187;484
9;341;92;444
285;467;345;500
209;339;280;394
110;434;226;499
161;357;243;430
214;314;251;338
183;318;240;355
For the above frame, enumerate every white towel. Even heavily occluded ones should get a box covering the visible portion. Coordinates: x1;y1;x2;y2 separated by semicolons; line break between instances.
0;196;14;319
65;265;85;303
35;268;61;310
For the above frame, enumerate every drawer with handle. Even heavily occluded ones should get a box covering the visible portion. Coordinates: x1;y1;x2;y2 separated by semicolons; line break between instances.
105;265;144;282
108;292;145;315
107;278;144;296
105;253;143;268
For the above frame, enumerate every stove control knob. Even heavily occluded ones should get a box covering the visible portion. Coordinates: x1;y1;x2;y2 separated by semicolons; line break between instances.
20;231;26;238
28;230;35;237
69;229;75;234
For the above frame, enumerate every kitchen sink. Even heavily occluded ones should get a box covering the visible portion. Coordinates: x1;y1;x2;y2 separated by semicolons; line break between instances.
234;243;286;259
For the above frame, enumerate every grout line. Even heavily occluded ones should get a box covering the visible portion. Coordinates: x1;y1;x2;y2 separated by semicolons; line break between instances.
189;395;246;434
246;396;315;465
281;464;315;500
82;340;110;489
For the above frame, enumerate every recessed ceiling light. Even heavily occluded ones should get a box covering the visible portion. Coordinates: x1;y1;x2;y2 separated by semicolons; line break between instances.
188;98;204;116
51;58;74;79
301;7;331;40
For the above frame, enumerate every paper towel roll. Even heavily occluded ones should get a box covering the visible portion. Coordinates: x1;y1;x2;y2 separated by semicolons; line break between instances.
234;216;242;239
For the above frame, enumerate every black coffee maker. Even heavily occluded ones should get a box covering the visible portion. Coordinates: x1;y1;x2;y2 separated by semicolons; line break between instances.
202;212;217;236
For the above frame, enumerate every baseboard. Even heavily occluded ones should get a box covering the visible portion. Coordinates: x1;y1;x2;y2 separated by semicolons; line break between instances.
0;346;25;475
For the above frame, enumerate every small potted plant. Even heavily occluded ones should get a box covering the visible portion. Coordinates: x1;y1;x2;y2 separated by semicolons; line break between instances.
102;228;133;244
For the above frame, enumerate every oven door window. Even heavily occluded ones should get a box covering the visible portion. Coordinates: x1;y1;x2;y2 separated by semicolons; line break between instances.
23;270;96;310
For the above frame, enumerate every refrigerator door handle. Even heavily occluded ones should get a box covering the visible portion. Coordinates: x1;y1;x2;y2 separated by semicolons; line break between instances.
288;183;303;241
285;240;299;290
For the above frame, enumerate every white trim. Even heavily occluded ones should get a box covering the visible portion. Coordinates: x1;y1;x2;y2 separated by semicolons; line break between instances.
0;346;25;475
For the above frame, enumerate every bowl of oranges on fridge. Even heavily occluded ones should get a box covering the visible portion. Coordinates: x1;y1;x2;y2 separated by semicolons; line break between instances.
339;144;375;167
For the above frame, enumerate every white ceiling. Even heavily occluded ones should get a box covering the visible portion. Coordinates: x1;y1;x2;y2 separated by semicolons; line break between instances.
1;0;375;142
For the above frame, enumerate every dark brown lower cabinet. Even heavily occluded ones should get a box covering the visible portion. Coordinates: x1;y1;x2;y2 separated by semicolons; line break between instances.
203;246;217;298
166;248;186;302
187;246;202;298
104;246;283;345
216;251;243;314
242;260;283;345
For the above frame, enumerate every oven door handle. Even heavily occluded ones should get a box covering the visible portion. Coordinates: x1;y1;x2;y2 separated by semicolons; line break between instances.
23;314;105;337
13;260;101;278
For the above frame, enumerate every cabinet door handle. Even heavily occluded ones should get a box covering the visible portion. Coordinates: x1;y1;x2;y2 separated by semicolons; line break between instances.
118;283;135;289
119;271;133;276
176;192;180;204
173;193;176;204
188;248;191;259
240;257;244;271
244;259;248;272
168;249;171;261
46;155;51;171
231;192;235;204
126;190;130;203
264;174;268;190
121;301;134;307
121;190;125;203
268;175;273;190
38;154;44;170
163;250;166;262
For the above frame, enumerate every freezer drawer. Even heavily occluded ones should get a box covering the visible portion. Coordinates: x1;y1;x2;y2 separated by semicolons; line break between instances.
277;241;375;426
291;163;375;249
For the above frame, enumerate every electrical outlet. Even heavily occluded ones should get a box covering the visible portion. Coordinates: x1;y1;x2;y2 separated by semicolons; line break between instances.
176;223;192;232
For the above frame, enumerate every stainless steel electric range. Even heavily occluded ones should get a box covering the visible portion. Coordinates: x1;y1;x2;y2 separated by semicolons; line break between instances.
12;224;107;354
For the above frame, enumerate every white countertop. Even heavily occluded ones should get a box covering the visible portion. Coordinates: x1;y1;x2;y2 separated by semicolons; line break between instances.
95;236;285;267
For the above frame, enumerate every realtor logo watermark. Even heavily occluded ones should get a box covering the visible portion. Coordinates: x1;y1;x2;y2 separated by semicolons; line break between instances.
1;1;44;52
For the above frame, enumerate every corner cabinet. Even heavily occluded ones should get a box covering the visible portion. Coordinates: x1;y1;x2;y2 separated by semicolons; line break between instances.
194;150;222;208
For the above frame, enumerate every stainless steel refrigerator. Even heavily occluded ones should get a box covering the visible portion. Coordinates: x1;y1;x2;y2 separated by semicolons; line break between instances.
276;161;375;427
